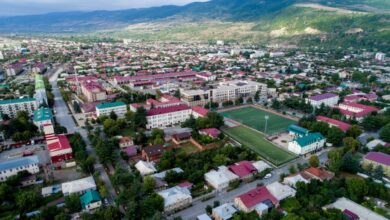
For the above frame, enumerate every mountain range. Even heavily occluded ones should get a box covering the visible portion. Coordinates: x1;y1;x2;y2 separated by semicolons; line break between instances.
0;0;389;48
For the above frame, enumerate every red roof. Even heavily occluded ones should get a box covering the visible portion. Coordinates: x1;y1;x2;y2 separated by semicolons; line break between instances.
338;102;379;118
147;104;190;116
177;181;193;188
228;161;257;178
303;167;334;181
316;116;351;132
237;186;278;209
191;106;209;117
47;135;72;152
199;128;220;138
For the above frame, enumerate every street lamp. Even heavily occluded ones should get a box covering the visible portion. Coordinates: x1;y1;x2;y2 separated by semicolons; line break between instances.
264;115;269;134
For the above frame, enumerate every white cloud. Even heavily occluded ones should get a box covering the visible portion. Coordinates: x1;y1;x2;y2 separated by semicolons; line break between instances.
0;0;209;16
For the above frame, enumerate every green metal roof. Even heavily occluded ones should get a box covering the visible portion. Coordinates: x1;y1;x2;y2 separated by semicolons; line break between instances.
0;97;36;105
96;101;126;109
288;124;309;135
35;74;45;91
80;190;101;209
295;132;325;147
33;107;53;122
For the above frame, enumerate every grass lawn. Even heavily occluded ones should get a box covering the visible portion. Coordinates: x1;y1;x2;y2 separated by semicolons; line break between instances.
176;142;200;155
220;107;296;135
223;126;296;166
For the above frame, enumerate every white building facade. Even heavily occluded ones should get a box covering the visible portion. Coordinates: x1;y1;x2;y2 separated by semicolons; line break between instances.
0;98;38;118
95;102;127;118
0;156;40;182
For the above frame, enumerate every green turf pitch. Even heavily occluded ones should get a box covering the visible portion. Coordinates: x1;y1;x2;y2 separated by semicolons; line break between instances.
223;126;296;166
221;107;296;135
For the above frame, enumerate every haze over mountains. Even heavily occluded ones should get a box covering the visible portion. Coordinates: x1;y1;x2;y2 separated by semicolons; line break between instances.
0;0;389;48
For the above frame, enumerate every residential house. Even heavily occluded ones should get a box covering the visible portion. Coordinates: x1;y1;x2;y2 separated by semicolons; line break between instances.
204;166;239;191
119;136;134;149
62;176;96;196
234;186;278;214
228;161;257;180
212;203;237;220
324;197;387;220
0;98;37;118
199;128;221;139
141;145;164;161
135;160;157;176
158;186;192;213
80;190;102;211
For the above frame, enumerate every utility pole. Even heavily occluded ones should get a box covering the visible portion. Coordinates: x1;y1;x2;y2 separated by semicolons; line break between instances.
264;115;269;134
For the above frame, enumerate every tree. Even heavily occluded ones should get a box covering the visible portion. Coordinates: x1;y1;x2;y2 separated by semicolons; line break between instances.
327;127;345;146
309;155;319;167
16;190;41;213
373;166;384;179
144;176;156;193
346;125;362;138
342;137;360;153
133;107;147;129
205;205;212;214
340;152;360;174
289;165;297;174
309;122;329;135
346;178;368;202
109;111;118;120
206;112;224;128
65;194;81;213
380;123;390;142
173;90;181;99
328;149;343;174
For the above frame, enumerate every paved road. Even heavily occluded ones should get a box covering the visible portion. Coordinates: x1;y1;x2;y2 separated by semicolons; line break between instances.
172;150;328;220
48;68;118;205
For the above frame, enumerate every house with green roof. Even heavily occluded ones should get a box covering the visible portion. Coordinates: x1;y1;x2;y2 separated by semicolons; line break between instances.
288;132;325;155
95;101;127;118
288;124;309;138
80;190;102;211
33;107;53;130
34;74;48;106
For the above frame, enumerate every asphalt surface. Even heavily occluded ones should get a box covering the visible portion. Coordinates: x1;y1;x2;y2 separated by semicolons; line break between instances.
48;68;118;205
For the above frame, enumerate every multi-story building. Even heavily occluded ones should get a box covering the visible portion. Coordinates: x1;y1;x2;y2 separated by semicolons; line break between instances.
181;80;267;106
33;107;53;130
0;155;40;182
181;89;210;107
337;102;379;121
96;102;127;118
375;52;386;61
34;74;47;106
0;97;38;118
211;80;267;103
288;132;326;155
47;134;74;168
306;93;339;108
363;152;390;177
81;81;107;102
146;104;192;129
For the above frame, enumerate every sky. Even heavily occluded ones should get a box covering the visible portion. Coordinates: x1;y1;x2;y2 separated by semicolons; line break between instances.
0;0;209;16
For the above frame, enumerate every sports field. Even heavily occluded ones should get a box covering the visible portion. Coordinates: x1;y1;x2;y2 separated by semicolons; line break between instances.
223;126;296;166
220;107;296;135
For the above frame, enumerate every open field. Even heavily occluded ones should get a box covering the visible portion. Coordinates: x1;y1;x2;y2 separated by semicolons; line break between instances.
223;126;296;166
176;142;200;155
220;106;296;135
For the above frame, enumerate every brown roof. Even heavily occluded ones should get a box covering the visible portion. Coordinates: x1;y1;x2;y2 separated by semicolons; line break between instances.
303;167;334;181
143;145;164;157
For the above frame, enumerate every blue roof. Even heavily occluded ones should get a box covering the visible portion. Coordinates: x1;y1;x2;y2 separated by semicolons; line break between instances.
288;124;309;135
96;101;126;109
0;155;39;172
295;132;325;147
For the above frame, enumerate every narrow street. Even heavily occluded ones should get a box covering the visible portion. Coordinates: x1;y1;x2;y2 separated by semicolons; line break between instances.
48;68;118;205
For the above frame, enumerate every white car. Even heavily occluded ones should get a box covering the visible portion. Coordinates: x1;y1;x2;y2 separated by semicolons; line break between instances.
264;173;272;179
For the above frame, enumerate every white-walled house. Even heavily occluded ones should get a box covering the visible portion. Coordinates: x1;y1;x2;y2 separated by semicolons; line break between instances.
288;132;325;155
204;166;239;191
306;93;339;108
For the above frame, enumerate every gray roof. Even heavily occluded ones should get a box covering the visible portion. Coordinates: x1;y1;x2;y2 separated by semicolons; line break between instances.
0;155;39;172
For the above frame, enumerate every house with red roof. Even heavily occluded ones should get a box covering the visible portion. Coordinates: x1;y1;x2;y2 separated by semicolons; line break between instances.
234;186;278;213
302;167;334;182
337;102;379;121
191;106;209;118
228;161;257;180
199;128;221;139
81;81;107;102
363;152;390;177
316;116;351;132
